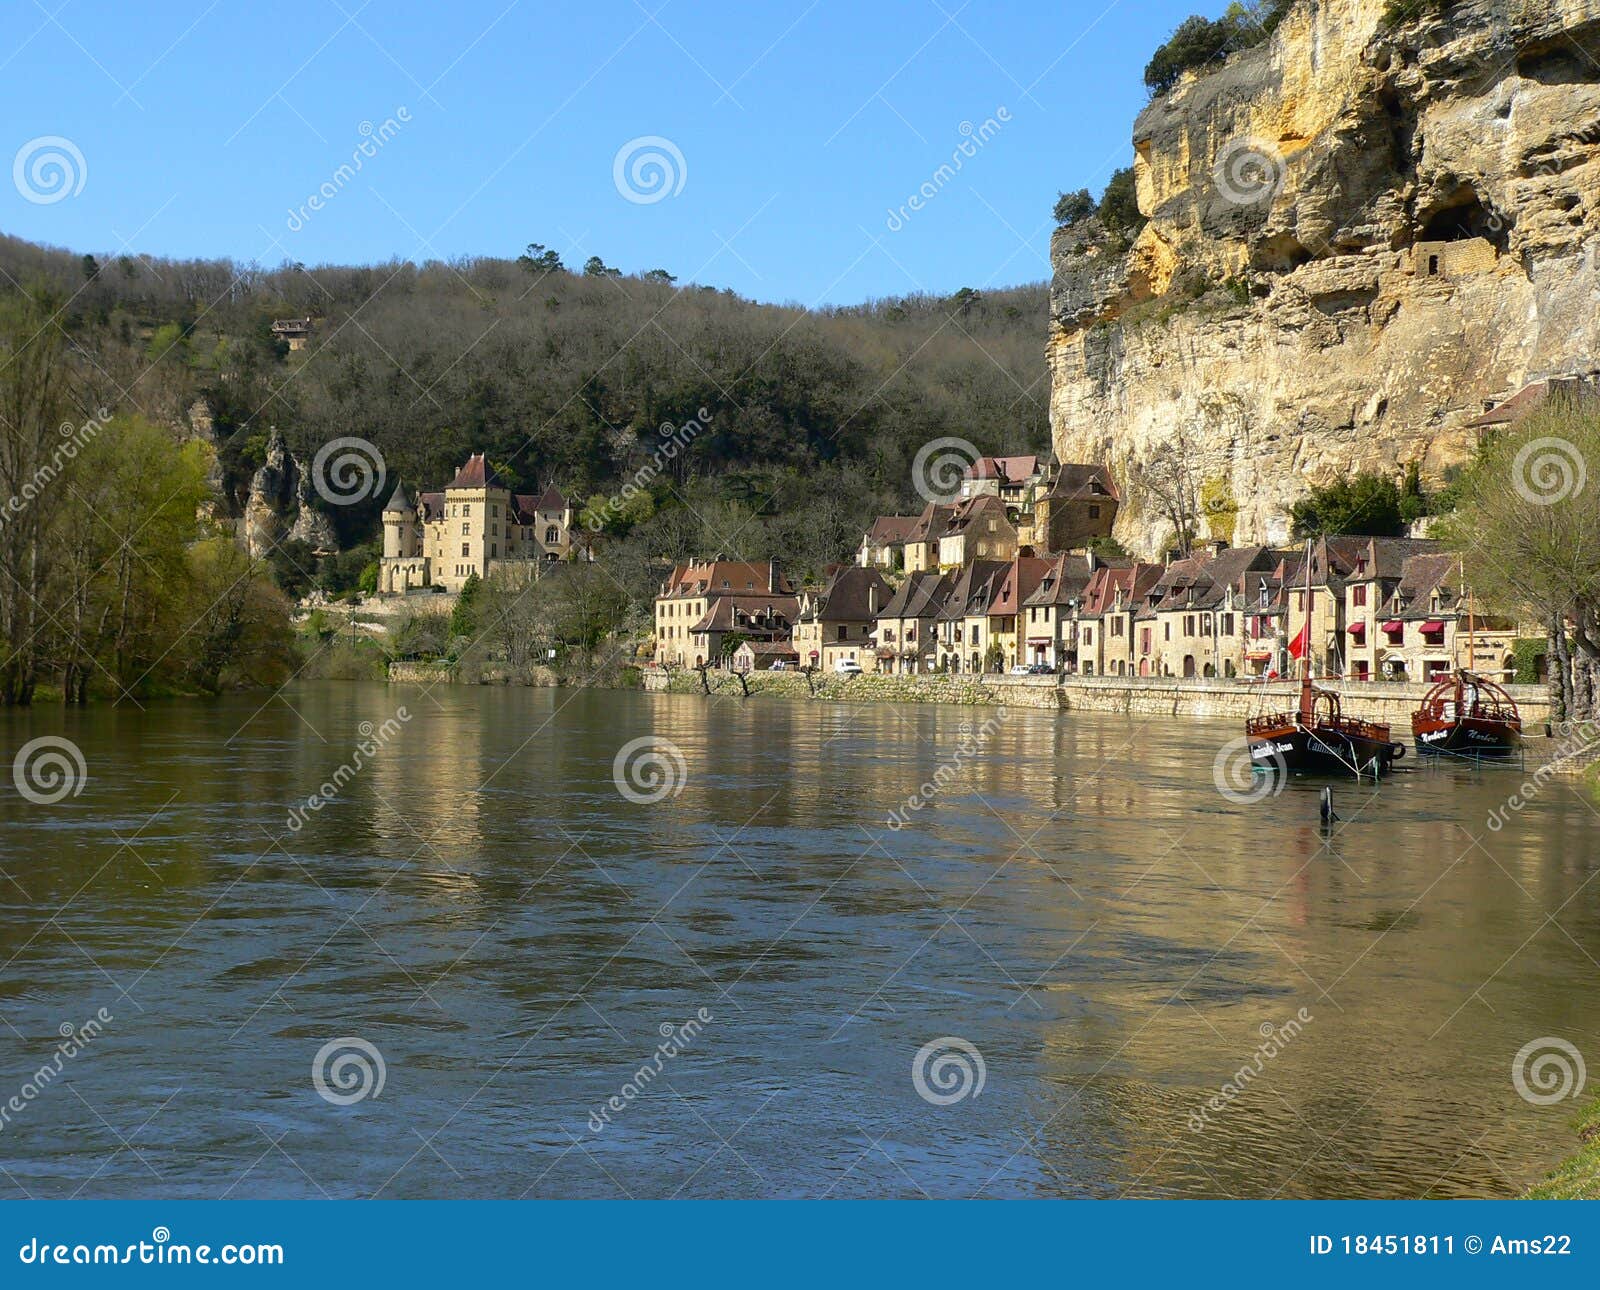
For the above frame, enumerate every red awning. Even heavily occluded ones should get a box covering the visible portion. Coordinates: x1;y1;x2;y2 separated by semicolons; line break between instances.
1347;622;1365;636
1421;619;1446;633
1381;620;1403;633
1245;651;1272;662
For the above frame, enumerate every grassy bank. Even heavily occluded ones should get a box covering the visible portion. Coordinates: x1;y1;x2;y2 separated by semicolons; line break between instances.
1524;1098;1600;1199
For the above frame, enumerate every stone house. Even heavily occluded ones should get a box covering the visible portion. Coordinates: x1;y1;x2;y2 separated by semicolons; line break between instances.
935;560;1010;674
1019;554;1097;671
793;565;893;671
1016;463;1121;554
654;559;794;668
856;515;921;570
871;570;954;675
937;494;1019;569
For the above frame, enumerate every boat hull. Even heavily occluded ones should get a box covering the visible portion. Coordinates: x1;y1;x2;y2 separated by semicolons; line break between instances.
1412;715;1521;757
1249;725;1403;779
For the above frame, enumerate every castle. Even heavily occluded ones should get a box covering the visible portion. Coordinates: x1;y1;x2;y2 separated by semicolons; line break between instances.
379;453;573;594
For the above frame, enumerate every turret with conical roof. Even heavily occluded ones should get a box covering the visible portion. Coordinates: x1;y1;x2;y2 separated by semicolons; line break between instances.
382;478;420;559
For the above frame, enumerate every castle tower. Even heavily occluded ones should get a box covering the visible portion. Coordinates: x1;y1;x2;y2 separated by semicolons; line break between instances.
440;453;510;591
382;480;418;559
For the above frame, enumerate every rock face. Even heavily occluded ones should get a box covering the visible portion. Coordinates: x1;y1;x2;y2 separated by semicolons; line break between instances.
1049;0;1600;555
242;428;338;557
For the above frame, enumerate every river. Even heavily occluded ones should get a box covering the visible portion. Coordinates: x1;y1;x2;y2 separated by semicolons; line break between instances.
1;682;1595;1198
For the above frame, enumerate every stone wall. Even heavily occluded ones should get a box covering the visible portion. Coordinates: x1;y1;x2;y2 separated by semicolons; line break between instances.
642;666;1552;724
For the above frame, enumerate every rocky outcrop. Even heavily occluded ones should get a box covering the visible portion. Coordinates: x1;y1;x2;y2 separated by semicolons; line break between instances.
1050;0;1600;555
242;428;337;557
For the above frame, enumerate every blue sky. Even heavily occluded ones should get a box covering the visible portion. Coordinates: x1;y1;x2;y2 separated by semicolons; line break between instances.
1;0;1204;305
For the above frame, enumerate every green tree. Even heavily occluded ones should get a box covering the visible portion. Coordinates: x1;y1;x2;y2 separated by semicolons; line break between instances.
642;268;677;285
450;571;482;639
1438;396;1600;722
584;256;621;278
517;243;563;275
1097;167;1145;239
1289;473;1407;539
1053;188;1094;226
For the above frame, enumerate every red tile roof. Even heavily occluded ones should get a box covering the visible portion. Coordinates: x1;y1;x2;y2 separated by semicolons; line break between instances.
446;453;505;490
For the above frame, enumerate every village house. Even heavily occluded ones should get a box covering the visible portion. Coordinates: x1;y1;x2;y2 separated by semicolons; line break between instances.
731;639;801;673
1020;553;1096;671
380;454;575;595
960;454;1045;507
985;555;1056;671
271;317;314;351
938;494;1019;569
1077;562;1165;676
1016;463;1121;554
654;559;795;668
856;515;921;570
871;570;954;675
932;560;1009;673
793;565;894;671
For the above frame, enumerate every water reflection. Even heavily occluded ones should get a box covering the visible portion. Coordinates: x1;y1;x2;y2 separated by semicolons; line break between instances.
0;682;1596;1198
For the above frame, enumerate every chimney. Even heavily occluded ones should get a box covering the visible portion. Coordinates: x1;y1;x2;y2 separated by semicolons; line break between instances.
869;583;878;616
769;559;779;593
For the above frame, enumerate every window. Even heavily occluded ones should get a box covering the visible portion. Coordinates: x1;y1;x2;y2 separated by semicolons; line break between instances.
461;544;470;557
836;626;847;642
1183;615;1195;636
1112;618;1124;638
546;526;559;544
461;522;470;535
1088;505;1100;519
1084;627;1094;646
1353;585;1367;607
1164;623;1171;642
490;544;497;558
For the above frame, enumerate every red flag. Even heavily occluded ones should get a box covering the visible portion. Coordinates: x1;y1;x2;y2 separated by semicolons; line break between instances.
1288;622;1310;661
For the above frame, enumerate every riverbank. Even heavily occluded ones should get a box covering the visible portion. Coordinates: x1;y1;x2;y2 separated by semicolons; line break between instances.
637;665;1554;726
1525;1099;1600;1199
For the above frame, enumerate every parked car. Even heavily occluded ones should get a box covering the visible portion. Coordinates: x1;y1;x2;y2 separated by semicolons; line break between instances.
1026;663;1055;675
1008;664;1033;676
833;657;863;675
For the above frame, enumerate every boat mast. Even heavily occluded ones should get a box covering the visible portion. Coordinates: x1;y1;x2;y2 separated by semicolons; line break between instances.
1300;539;1314;721
1462;555;1475;673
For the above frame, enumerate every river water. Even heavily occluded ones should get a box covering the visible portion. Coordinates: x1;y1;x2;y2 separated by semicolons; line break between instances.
0;682;1596;1198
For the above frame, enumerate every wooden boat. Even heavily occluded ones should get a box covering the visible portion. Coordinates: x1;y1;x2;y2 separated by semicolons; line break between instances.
1247;672;1405;779
1243;540;1403;780
1411;670;1521;757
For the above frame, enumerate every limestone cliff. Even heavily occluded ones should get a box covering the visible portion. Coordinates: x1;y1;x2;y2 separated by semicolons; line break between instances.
1050;0;1600;555
242;428;338;557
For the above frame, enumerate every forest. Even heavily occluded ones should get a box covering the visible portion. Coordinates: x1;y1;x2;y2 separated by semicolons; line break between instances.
0;233;1049;699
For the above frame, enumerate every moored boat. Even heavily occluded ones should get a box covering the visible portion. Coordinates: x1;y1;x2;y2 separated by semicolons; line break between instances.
1247;673;1405;779
1411;670;1521;757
